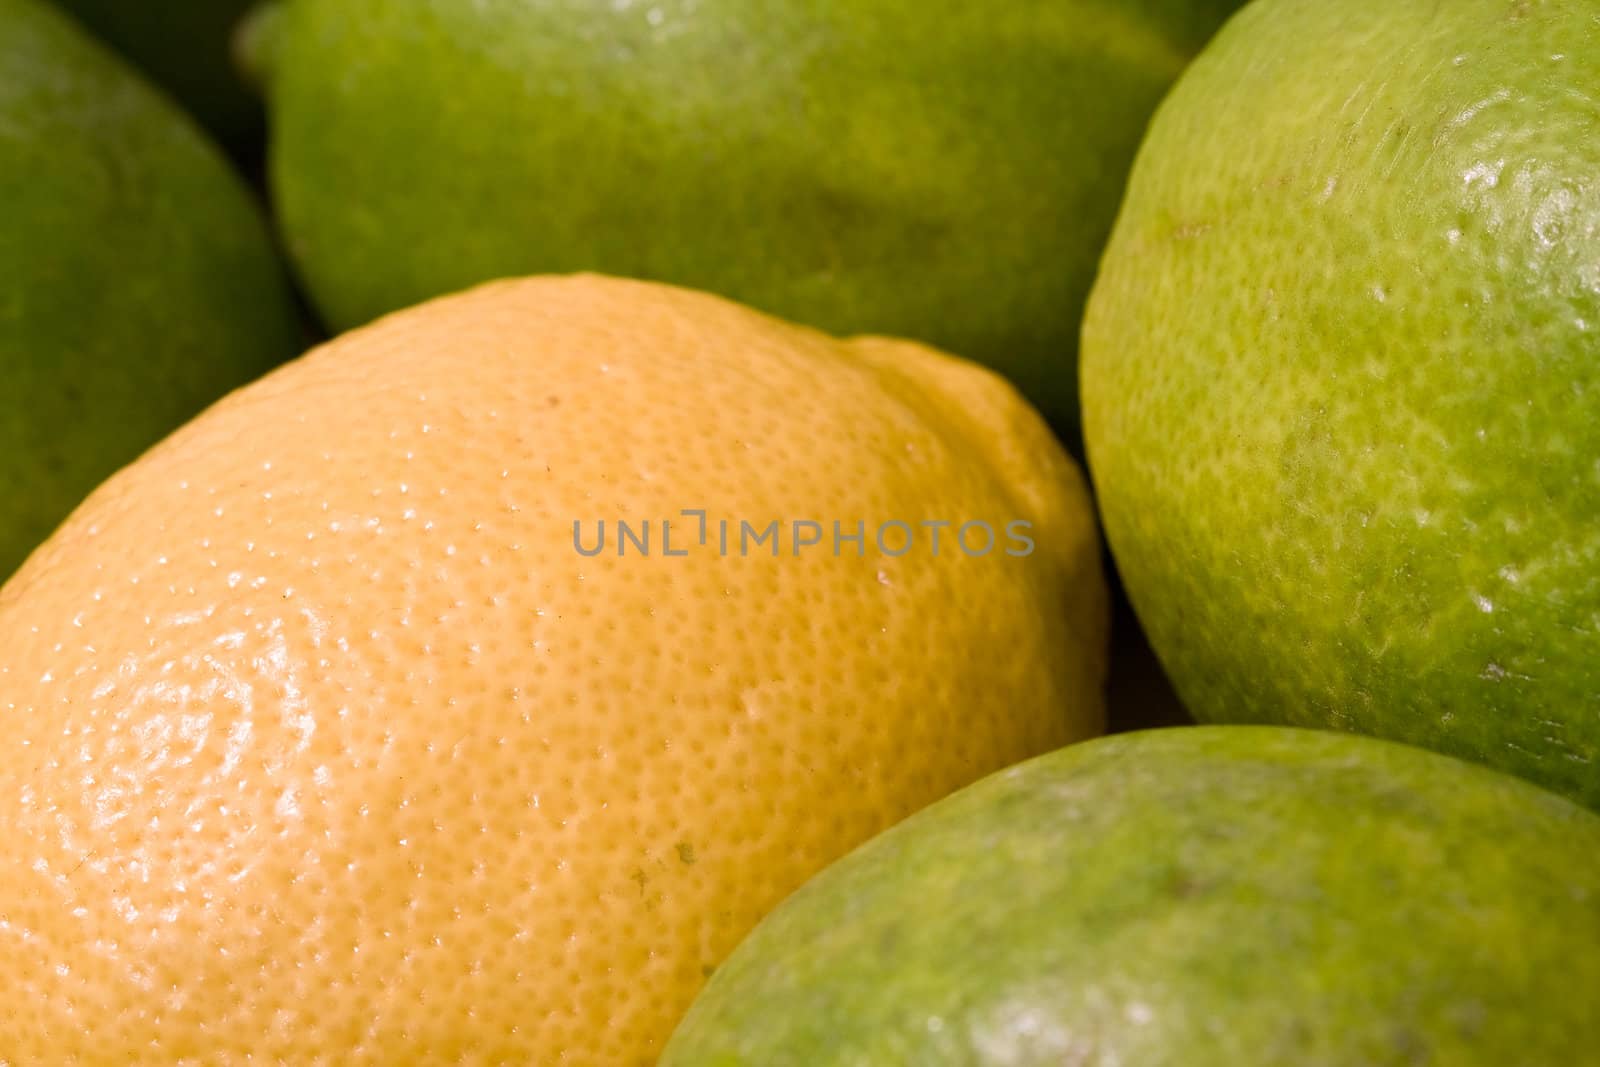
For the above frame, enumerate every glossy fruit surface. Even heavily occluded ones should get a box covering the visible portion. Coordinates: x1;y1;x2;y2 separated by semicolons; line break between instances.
0;274;1106;1063
1083;0;1600;804
664;726;1600;1065
266;0;1245;435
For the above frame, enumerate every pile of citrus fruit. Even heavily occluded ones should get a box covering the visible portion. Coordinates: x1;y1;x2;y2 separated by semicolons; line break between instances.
2;0;1596;1062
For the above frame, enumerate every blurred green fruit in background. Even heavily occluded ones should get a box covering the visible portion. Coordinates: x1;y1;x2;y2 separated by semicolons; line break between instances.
1;0;299;578
664;726;1600;1065
52;0;264;161
261;0;1245;439
1083;0;1600;804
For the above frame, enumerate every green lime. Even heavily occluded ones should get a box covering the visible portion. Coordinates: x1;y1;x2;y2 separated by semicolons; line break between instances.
663;726;1600;1065
52;0;264;158
1;0;298;578
262;0;1244;437
1082;0;1600;804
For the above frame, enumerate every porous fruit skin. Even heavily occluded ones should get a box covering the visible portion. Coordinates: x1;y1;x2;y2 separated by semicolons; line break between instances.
662;726;1600;1066
1081;0;1600;804
0;275;1107;1064
265;0;1244;437
0;0;298;578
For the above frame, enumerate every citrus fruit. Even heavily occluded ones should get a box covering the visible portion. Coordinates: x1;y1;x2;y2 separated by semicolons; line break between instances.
0;274;1107;1063
0;0;298;580
663;725;1600;1066
260;0;1245;437
1082;0;1600;804
53;0;264;159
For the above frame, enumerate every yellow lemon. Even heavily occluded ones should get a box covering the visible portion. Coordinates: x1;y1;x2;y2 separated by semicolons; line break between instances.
0;275;1106;1063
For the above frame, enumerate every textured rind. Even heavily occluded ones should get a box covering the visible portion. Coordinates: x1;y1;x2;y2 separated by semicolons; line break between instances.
0;0;298;578
267;0;1245;435
0;275;1107;1064
662;726;1600;1066
1082;0;1600;804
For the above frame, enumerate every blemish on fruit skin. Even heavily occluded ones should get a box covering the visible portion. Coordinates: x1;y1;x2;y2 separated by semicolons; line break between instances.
674;842;695;865
1170;220;1213;241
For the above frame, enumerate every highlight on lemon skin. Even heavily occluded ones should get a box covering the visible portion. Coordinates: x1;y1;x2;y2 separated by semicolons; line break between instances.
0;273;1108;1064
6;0;1599;1061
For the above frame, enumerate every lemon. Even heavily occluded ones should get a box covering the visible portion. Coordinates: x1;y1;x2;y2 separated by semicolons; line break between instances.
0;274;1107;1063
